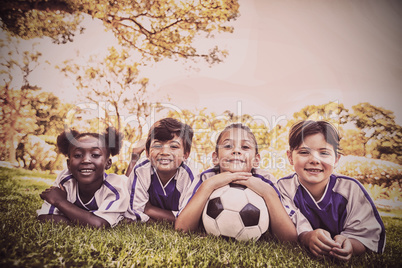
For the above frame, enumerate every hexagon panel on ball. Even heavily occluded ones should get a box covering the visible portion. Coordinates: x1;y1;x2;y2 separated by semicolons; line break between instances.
220;187;248;212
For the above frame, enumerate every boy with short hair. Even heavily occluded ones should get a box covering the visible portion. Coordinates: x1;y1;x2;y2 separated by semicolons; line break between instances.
278;120;385;261
124;118;200;223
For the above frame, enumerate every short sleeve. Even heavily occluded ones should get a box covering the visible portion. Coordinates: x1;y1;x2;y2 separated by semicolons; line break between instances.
335;178;386;253
92;174;129;227
36;169;74;216
277;175;314;235
176;172;202;217
124;161;151;222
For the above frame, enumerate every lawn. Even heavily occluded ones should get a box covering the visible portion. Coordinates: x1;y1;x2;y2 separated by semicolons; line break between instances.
0;167;401;267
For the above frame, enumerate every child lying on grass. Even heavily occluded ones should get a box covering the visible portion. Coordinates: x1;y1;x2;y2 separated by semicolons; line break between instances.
278;120;385;261
124;118;200;223
37;127;128;228
175;123;297;242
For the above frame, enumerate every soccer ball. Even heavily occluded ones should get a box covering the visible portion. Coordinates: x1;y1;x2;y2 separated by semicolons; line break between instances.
202;183;269;241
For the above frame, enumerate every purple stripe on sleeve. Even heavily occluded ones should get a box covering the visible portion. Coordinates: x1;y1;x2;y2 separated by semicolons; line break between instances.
49;205;55;214
129;159;150;221
60;175;73;186
103;180;120;210
252;173;281;198
188;179;203;203
181;162;195;182
336;175;386;253
181;162;202;199
200;167;218;181
278;173;296;182
47;174;73;215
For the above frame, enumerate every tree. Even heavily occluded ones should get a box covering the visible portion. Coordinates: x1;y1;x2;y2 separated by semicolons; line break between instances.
19;134;58;170
289;102;349;127
272;101;349;154
0;0;240;63
349;103;400;159
0;35;70;168
59;47;153;166
31;91;73;136
369;125;402;164
0;35;41;163
340;129;365;156
0;0;83;44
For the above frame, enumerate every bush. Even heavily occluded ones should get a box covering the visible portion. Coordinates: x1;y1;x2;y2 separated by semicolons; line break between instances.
337;156;402;187
336;156;402;202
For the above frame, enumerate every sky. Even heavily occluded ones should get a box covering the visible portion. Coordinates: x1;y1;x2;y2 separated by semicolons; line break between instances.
6;0;402;126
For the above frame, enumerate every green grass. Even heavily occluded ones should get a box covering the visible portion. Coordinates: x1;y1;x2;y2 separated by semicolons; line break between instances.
0;167;401;267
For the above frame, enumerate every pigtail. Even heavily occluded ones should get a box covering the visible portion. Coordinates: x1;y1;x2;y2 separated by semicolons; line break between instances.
104;127;124;156
56;127;123;157
56;129;80;156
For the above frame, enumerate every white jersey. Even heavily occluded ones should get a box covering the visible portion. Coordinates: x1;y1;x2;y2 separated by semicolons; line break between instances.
125;159;200;222
37;169;129;227
278;173;386;253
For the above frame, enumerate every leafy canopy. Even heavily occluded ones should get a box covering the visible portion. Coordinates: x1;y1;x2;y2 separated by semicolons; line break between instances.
0;0;240;63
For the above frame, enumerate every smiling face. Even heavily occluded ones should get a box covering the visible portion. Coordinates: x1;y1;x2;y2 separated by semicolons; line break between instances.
213;128;260;173
67;135;111;188
147;134;189;183
287;133;340;200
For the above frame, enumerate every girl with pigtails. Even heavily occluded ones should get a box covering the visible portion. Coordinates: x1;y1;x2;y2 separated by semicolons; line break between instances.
37;127;129;228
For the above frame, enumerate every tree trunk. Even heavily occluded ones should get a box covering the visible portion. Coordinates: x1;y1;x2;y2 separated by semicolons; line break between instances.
6;128;18;165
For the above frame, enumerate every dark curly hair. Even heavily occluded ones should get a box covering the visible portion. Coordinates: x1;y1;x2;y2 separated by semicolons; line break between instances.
57;127;124;157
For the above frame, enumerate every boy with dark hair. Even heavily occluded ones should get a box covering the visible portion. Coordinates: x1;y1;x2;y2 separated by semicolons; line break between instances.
278;120;385;261
125;118;200;223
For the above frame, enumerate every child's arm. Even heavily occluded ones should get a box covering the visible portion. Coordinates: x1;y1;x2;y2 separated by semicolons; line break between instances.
40;186;110;228
144;202;175;223
175;172;253;232
37;214;70;223
235;177;297;242
125;140;146;177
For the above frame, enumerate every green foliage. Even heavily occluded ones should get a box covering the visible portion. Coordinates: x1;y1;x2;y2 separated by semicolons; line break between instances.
59;47;150;140
18;135;57;170
337;156;401;187
287;102;349;130
0;167;401;267
0;35;41;163
336;156;402;203
0;0;83;44
340;129;365;156
349;103;401;163
0;0;240;63
0;35;70;169
108;160;128;176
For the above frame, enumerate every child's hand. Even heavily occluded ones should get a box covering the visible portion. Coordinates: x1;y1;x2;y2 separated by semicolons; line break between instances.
236;177;298;242
329;235;353;261
125;139;146;177
234;177;277;198
300;229;341;257
39;184;67;206
204;172;253;192
131;139;146;159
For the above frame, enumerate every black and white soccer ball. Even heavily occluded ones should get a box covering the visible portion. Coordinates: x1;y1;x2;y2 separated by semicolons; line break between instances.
202;183;269;241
